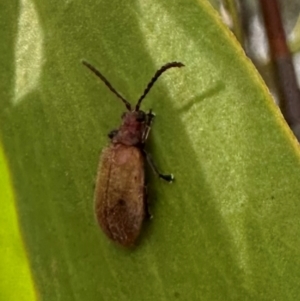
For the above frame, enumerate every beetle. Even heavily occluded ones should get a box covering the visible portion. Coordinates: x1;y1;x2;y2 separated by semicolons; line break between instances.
82;60;184;246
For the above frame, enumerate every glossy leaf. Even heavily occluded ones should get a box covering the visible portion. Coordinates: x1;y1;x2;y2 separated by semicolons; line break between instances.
1;0;300;300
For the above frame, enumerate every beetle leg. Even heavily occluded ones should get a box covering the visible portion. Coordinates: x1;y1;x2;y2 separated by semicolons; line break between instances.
142;110;156;143
144;185;153;219
143;150;174;182
146;109;156;124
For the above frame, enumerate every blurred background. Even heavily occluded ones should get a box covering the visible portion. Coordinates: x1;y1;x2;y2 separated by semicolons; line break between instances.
209;0;300;138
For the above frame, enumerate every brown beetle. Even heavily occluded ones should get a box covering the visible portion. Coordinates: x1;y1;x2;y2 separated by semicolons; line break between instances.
82;60;184;246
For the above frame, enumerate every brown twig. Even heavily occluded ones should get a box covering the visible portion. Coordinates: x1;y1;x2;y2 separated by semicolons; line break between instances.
259;0;300;139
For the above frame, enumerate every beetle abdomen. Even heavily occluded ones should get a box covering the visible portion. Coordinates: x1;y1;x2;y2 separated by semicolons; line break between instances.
94;144;145;246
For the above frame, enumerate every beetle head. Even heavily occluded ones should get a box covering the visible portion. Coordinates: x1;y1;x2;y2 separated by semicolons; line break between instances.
111;110;147;145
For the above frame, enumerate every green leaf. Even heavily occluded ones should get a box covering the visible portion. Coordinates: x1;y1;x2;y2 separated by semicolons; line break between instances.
2;0;300;300
0;145;36;301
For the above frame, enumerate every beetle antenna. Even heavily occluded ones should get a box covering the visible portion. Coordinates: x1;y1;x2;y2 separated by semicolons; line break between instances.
135;62;184;110
82;60;132;111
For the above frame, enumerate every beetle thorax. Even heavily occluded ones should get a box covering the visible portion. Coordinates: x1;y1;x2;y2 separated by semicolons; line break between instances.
112;110;147;146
